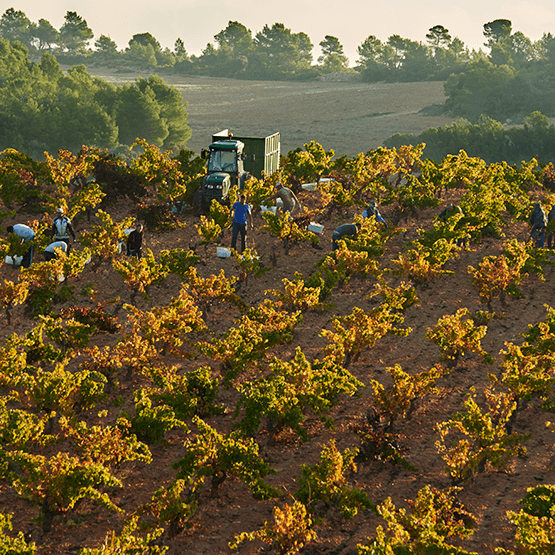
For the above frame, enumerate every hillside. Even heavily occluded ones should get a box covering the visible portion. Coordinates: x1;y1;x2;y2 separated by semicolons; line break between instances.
86;68;454;156
2;167;555;555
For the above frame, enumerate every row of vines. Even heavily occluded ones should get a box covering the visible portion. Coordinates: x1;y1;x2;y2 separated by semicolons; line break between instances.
1;140;555;554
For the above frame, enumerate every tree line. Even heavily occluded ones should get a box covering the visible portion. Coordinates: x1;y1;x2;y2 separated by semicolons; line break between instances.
0;38;191;157
385;111;555;166
2;8;555;96
2;9;555;163
358;19;555;123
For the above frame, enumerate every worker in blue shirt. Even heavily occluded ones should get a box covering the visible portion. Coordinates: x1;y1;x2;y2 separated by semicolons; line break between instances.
362;200;387;227
230;194;253;254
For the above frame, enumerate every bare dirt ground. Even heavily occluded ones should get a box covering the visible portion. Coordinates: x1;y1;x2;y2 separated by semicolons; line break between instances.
89;69;454;156
3;71;553;555
3;185;555;555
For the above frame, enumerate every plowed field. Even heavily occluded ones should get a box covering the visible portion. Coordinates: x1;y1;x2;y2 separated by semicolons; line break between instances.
90;69;454;155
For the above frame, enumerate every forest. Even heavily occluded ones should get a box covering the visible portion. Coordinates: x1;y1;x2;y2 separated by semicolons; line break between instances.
0;39;191;158
385;111;555;166
1;9;555;122
2;11;555;165
1;140;555;553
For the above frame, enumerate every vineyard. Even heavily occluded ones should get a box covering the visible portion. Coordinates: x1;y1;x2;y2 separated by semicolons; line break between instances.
2;142;555;555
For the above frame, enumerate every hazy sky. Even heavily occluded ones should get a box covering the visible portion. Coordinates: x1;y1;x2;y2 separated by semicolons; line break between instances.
6;0;555;64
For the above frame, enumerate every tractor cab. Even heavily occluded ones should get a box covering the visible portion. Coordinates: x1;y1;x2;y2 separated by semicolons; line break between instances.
206;141;244;174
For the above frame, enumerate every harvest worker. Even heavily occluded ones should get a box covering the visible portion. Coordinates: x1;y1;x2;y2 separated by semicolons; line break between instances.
437;204;463;221
266;182;302;215
529;201;547;247
230;194;253;254
362;200;387;227
44;240;68;261
437;204;467;247
331;223;359;251
51;207;76;246
547;204;555;249
126;223;144;259
6;224;35;268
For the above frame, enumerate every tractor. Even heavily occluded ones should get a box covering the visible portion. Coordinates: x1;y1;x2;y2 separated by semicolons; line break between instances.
193;129;280;214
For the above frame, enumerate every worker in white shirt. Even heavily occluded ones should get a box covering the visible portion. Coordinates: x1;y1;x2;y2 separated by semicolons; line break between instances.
6;224;35;267
44;241;68;261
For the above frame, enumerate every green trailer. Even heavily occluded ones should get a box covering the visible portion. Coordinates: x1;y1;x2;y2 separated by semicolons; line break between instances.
211;129;280;180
